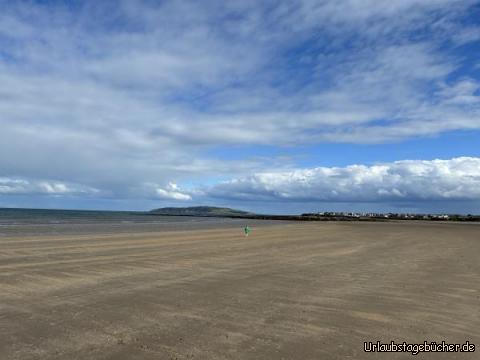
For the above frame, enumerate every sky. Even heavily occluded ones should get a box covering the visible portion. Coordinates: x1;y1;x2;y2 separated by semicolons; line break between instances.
0;0;480;214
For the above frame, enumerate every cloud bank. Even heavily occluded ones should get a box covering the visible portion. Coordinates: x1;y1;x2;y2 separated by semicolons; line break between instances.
0;177;99;196
203;157;480;203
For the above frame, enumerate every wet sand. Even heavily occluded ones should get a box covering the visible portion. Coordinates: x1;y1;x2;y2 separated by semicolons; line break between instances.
1;221;479;359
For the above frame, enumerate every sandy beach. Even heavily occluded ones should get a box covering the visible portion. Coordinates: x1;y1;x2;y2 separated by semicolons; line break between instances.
1;221;479;359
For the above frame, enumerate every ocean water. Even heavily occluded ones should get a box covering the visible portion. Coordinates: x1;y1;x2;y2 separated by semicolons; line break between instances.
0;208;163;225
0;208;267;236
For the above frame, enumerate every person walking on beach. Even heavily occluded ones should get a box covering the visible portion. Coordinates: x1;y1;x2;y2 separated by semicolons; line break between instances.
244;225;251;237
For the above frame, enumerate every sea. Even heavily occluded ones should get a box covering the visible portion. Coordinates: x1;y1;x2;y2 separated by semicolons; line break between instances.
0;208;172;225
0;208;261;237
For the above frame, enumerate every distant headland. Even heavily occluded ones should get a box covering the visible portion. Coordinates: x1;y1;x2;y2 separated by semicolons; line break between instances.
149;206;253;217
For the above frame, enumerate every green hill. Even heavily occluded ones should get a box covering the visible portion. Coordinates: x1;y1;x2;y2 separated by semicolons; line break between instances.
149;206;252;217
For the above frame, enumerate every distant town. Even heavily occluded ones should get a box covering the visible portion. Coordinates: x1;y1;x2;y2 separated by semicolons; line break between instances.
300;212;480;221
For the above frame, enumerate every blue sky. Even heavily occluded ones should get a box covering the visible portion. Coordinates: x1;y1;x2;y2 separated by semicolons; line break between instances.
0;0;480;214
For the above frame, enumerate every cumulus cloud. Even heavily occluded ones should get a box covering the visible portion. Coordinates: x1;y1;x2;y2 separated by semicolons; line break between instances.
203;157;480;202
155;183;192;201
0;177;99;196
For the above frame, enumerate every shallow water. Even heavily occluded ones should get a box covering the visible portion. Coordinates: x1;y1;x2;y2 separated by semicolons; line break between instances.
0;208;281;236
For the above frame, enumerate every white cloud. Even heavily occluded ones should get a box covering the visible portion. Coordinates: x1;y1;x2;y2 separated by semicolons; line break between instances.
203;157;480;202
0;177;99;196
155;182;192;201
437;79;480;105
